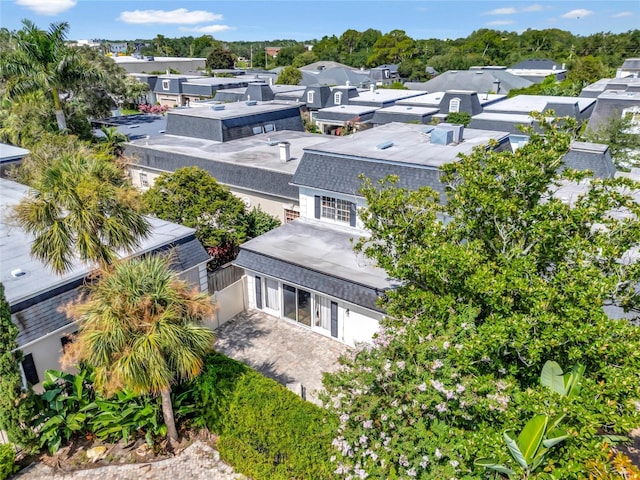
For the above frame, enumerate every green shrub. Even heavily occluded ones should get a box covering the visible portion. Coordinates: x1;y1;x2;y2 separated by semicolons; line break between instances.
0;444;17;480
185;352;337;479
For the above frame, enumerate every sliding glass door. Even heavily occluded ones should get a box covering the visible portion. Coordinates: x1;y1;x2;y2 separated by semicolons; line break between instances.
283;283;311;327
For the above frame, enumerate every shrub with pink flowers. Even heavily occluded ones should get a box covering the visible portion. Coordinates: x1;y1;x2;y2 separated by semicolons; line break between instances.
138;103;169;115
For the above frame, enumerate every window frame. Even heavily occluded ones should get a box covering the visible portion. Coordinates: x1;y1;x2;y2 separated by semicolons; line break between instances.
161;79;170;91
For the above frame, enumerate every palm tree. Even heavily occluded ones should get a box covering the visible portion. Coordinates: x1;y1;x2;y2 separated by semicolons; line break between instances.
12;149;150;274
0;20;101;131
65;255;216;443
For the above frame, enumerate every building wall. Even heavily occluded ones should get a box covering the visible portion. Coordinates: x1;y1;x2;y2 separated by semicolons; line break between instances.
19;322;79;393
245;272;382;346
204;277;247;330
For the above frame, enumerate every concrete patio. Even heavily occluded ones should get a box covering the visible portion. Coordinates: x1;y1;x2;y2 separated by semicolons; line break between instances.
213;309;350;405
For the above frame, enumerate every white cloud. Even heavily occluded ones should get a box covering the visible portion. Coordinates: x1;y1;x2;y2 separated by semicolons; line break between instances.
522;4;545;12
561;9;594;19
613;11;634;17
118;9;223;25
16;0;76;15
179;25;233;34
486;7;517;15
487;20;516;26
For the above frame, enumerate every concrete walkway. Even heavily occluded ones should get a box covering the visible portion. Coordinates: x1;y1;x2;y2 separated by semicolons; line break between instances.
13;441;246;480
214;309;350;405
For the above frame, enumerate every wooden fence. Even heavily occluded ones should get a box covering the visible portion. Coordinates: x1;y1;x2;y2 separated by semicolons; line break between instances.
207;263;244;295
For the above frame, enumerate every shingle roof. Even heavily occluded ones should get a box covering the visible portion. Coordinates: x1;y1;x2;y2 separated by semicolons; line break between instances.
417;69;533;94
561;142;616;179
235;249;385;312
291;152;446;200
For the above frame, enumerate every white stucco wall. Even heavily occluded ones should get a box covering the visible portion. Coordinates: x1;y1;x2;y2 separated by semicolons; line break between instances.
245;272;381;346
19;322;79;393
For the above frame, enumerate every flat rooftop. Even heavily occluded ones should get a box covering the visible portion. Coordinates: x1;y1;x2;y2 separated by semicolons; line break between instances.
484;94;595;113
350;89;424;104
167;101;300;120
0;179;199;306
597;90;640;101
470;112;533;123
374;105;439;115
127;129;338;174
241;217;395;290
1;143;30;162
304;122;510;168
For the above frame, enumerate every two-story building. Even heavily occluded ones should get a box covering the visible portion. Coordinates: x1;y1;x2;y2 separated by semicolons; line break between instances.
234;122;512;346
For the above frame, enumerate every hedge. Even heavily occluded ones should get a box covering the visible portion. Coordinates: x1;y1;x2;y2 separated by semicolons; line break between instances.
185;352;337;479
0;444;17;480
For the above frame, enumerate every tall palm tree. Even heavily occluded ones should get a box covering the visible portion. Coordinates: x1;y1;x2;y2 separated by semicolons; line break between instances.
0;20;101;131
65;255;216;443
12;150;150;274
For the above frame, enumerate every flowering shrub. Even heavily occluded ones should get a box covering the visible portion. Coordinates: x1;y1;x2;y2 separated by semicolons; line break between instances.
138;103;169;115
322;114;640;479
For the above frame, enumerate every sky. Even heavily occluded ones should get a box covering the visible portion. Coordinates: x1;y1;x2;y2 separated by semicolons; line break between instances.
1;0;639;42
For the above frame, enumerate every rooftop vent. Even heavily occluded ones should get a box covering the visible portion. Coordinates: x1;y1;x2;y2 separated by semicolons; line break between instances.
376;140;394;150
11;268;26;278
245;100;258;106
212;104;225;110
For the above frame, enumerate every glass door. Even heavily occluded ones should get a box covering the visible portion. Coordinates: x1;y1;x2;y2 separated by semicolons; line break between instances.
283;284;311;327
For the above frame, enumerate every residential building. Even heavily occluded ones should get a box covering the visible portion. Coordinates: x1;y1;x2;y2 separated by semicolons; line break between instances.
1;178;210;390
234;123;512;346
0;143;29;178
111;55;206;75
406;66;534;94
507;59;567;83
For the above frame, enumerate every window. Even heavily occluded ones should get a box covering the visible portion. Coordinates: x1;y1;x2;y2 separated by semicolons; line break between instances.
322;196;351;223
264;124;275;133
252;126;263;135
285;208;300;223
139;172;149;188
307;91;314;103
21;353;39;386
162;80;170;90
334;92;342;105
449;97;461;113
265;278;279;310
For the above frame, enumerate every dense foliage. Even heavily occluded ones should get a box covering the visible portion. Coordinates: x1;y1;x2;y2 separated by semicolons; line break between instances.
143;166;281;255
11;144;150;274
64;255;216;442
178;352;337;479
33;368;169;454
0;284;40;452
276;65;303;85
0;444;17;480
322;114;640;478
0;21;146;140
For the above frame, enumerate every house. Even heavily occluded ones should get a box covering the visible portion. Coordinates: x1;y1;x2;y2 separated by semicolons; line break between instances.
124;120;339;223
111;55;206;75
507;59;567;83
132;73;252;106
581;77;640;135
369;64;400;86
469;94;596;134
406;66;533;94
0;143;29;178
0;178;211;390
234;123;512;346
616;58;640;79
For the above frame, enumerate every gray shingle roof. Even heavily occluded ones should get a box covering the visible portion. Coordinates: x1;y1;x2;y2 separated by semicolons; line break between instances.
291;152;446;200
561;142;616;179
417;69;533;94
235;249;385;312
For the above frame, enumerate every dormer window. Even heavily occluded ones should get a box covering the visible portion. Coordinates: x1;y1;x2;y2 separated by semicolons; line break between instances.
334;92;342;105
449;97;461;113
307;91;314;103
162;80;170;90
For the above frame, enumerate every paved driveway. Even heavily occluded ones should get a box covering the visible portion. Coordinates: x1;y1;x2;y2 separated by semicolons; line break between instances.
214;310;350;405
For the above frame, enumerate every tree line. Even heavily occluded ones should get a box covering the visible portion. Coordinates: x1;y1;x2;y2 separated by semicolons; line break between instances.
123;28;639;80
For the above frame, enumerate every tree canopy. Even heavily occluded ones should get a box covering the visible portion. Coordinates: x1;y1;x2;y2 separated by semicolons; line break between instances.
322;114;640;478
276;65;302;85
12;146;150;274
